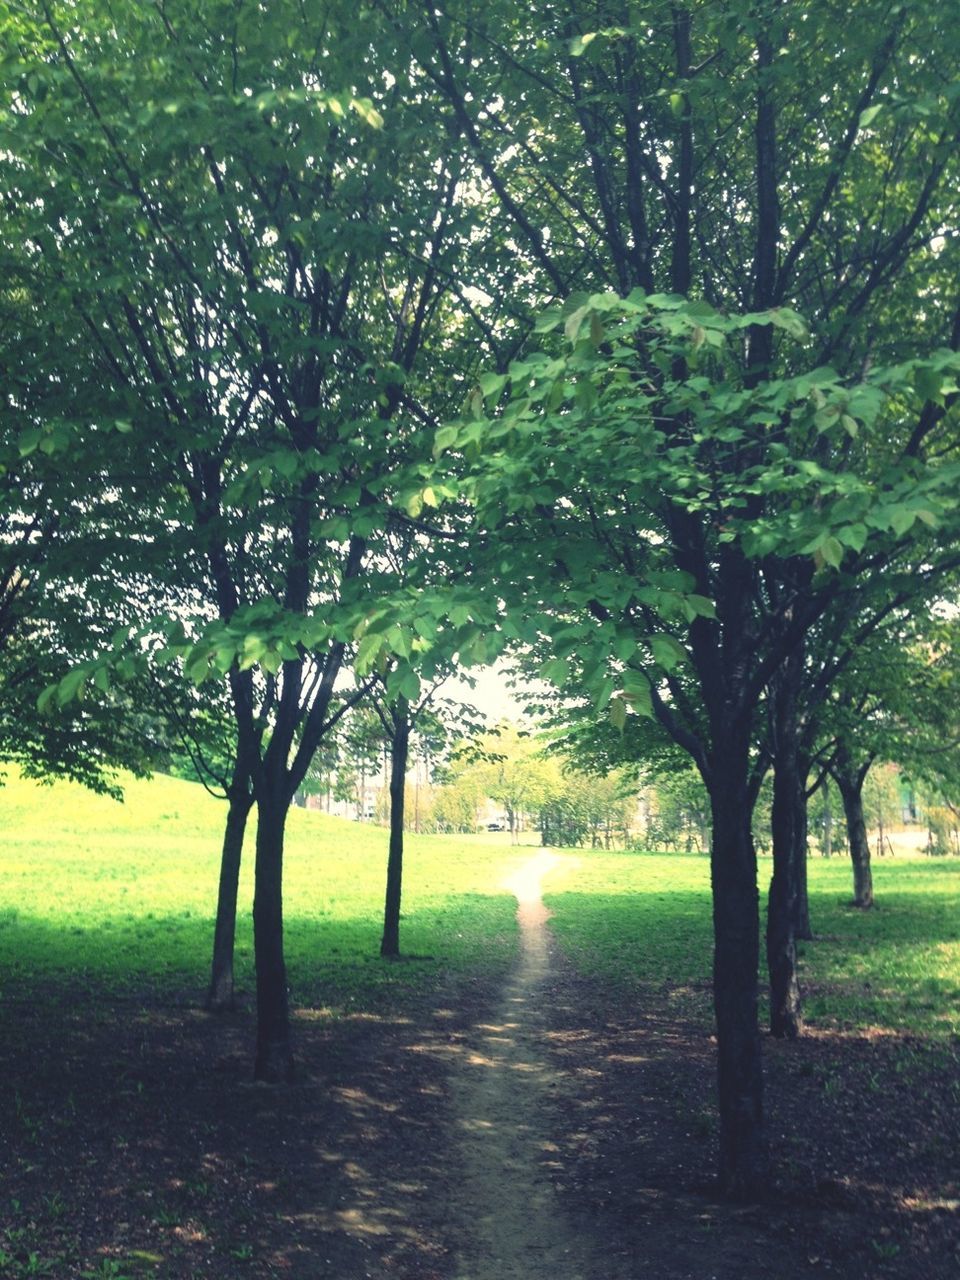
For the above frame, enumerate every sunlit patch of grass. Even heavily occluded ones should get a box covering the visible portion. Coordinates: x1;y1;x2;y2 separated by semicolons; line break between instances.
800;856;960;1036
543;850;714;1004
543;848;960;1037
0;768;520;1015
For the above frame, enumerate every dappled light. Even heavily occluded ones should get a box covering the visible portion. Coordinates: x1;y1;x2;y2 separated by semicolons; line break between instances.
2;790;959;1275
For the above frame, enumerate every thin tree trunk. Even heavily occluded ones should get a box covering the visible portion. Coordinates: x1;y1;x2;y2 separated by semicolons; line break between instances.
822;777;833;856
832;747;874;907
767;770;803;1037
206;779;253;1012
381;714;410;958
253;786;294;1082
835;765;874;908
794;792;812;940
710;737;767;1198
767;645;804;1039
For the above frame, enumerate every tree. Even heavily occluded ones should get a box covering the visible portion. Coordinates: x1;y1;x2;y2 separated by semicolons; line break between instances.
399;0;960;1196
369;674;484;956
2;0;485;1079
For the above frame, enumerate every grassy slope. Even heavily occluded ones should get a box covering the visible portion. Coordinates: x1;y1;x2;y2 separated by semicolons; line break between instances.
0;769;524;1012
2;768;958;1035
541;850;960;1036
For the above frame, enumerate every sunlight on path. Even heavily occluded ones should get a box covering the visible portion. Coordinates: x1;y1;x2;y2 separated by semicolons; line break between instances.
501;848;570;901
448;850;597;1280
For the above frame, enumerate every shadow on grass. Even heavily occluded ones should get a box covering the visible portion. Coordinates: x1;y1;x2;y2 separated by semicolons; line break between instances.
0;896;519;1014
0;898;958;1279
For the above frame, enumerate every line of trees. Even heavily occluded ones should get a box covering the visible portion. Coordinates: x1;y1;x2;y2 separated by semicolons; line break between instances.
2;0;959;1199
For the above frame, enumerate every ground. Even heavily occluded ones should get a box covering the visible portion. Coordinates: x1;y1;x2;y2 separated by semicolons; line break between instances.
2;851;959;1279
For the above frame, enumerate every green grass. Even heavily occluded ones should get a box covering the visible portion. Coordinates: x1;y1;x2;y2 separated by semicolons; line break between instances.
0;768;524;1013
543;849;960;1037
2;769;958;1038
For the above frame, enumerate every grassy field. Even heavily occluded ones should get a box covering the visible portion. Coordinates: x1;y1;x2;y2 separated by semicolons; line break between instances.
542;849;960;1037
0;768;523;1014
1;767;959;1035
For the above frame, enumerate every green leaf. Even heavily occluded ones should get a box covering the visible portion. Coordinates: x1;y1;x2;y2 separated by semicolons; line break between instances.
623;678;653;718
37;684;58;715
685;594;717;620
261;648;282;675
608;695;627;732
820;536;844;569
398;668;421;702
18;428;41;457
350;97;384;129
434;425;458;456
859;103;883;129
650;635;685;670
58;667;87;704
914;365;944;405
533;309;562;334
839;523;868;552
569;32;597;56
564;304;590;343
185;652;210;684
355;631;384;673
890;507;915;536
479;371;507;399
540;656;570;687
614;634;637;662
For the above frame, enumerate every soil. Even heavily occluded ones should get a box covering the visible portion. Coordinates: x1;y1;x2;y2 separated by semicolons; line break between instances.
2;850;959;1279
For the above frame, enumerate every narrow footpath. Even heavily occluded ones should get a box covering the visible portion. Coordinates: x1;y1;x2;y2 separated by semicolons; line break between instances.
447;850;600;1280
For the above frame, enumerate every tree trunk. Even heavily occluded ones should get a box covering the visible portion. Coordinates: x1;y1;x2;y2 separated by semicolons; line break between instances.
710;739;767;1198
767;747;802;1037
381;715;410;958
252;786;294;1082
794;794;813;941
206;782;253;1012
835;764;873;909
794;744;813;941
767;640;804;1038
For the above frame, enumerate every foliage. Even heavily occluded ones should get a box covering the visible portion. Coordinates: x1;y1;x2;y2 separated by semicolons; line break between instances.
639;765;711;854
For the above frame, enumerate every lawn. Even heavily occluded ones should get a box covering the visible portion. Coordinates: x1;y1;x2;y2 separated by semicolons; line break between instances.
541;848;960;1037
0;767;523;1015
2;769;957;1035
2;775;959;1279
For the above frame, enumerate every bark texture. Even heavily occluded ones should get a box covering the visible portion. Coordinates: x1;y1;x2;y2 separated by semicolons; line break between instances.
710;738;767;1199
767;645;804;1038
253;788;294;1082
381;715;410;958
832;747;874;910
206;783;253;1012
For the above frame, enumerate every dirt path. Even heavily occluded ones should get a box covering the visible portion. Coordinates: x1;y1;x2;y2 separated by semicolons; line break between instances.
5;848;959;1279
446;849;598;1280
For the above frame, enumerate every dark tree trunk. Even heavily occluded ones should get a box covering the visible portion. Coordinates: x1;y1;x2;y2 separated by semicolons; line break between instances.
767;640;804;1038
835;758;874;909
252;786;294;1082
821;776;833;856
794;792;813;940
709;735;767;1199
381;714;410;958
206;779;254;1012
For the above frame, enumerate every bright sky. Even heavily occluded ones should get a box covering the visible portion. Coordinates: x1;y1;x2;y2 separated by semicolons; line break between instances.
450;661;531;727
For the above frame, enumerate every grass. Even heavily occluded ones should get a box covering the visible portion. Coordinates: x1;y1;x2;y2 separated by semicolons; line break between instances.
2;767;958;1037
0;767;524;1015
542;848;960;1037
